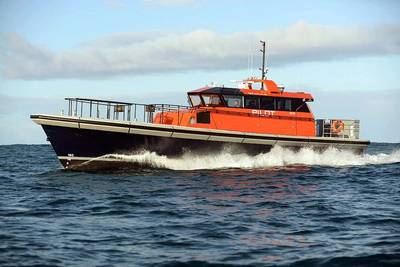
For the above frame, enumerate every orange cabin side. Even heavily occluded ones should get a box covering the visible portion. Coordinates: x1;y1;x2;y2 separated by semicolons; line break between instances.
152;81;316;137
153;107;315;137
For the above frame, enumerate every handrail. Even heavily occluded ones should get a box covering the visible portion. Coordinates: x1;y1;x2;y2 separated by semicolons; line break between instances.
65;97;135;106
64;97;190;125
315;119;360;139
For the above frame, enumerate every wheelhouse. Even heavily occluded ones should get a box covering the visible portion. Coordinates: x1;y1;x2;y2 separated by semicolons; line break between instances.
187;79;314;114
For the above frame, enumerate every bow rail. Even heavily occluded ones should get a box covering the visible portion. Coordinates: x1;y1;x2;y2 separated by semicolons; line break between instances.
64;97;190;124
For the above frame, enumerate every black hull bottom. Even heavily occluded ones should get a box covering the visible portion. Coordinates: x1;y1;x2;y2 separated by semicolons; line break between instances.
43;125;274;170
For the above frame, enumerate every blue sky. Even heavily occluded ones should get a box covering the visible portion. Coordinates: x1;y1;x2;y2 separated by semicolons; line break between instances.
0;0;399;144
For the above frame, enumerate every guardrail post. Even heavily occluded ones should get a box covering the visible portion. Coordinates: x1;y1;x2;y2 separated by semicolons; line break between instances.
68;99;72;116
161;104;164;124
177;106;180;125
123;106;125;121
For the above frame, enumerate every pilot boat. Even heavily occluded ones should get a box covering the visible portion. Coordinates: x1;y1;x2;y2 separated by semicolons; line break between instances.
31;42;370;170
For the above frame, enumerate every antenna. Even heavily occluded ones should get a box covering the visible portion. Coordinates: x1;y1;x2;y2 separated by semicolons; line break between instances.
259;40;266;79
259;40;267;89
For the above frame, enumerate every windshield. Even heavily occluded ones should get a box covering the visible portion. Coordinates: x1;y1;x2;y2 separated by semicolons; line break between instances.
202;94;223;106
189;94;202;107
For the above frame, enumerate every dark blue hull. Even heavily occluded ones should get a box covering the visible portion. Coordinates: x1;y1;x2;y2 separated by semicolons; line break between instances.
42;125;272;170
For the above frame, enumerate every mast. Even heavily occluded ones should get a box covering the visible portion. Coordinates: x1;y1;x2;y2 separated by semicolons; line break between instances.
259;40;266;89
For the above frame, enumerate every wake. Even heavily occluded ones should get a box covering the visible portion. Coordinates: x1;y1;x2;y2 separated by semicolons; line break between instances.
101;146;400;171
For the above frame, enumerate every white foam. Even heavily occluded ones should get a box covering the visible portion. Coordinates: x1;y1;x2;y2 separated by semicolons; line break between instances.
103;146;400;170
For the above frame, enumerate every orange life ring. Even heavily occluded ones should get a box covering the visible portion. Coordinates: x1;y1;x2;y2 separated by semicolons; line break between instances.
331;120;344;134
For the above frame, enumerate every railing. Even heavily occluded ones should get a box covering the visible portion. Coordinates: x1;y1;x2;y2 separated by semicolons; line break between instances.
65;98;190;124
315;119;360;139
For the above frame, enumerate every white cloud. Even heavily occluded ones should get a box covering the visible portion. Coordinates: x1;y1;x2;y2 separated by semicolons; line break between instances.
1;22;400;80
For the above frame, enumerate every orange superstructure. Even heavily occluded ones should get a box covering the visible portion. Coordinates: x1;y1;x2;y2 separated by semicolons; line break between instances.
153;78;316;137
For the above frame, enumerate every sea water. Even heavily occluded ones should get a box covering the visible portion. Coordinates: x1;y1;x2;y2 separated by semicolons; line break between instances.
0;143;399;266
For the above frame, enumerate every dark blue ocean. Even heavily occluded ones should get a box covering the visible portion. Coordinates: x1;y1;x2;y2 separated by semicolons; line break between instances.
0;143;399;267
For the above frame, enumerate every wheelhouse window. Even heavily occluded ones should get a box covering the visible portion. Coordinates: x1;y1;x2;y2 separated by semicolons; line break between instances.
275;98;292;111
189;94;202;107
244;96;259;109
260;97;274;110
223;95;242;108
291;98;310;112
202;94;223;107
274;98;310;112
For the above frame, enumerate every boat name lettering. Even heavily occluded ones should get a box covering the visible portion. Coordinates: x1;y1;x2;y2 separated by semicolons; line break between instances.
252;110;275;116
